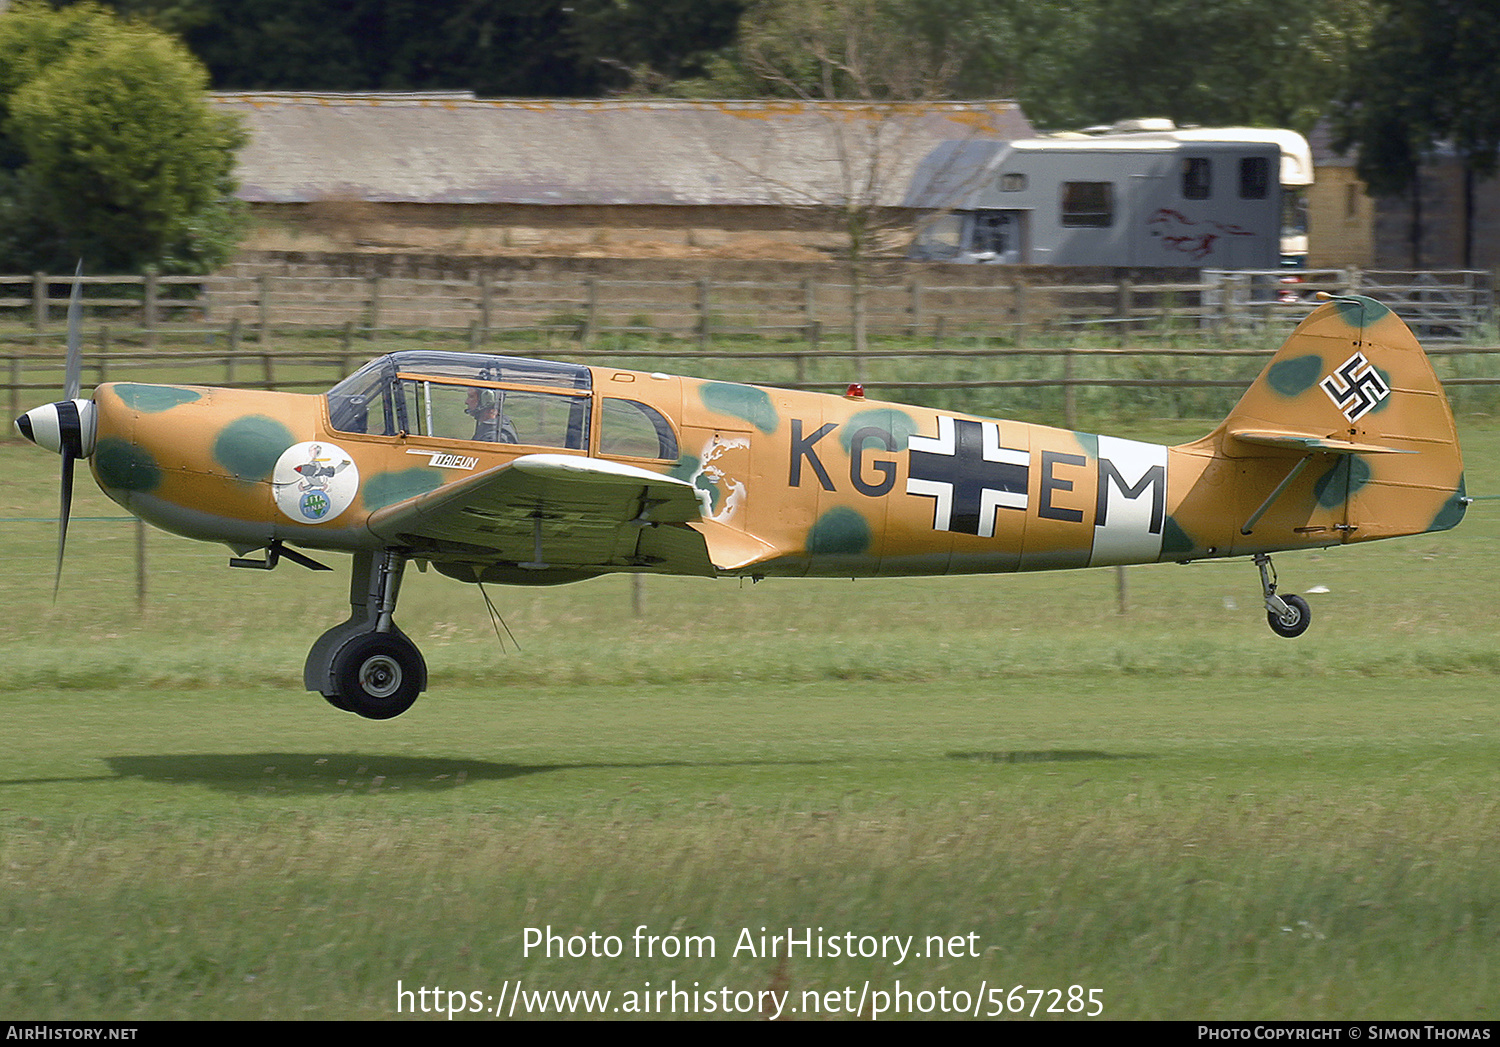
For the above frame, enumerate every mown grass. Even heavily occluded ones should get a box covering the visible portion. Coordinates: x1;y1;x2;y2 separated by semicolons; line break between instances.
0;399;1496;1018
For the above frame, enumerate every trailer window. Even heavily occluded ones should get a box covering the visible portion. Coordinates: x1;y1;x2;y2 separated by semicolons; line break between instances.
1182;158;1212;200
1239;156;1270;199
1061;182;1113;227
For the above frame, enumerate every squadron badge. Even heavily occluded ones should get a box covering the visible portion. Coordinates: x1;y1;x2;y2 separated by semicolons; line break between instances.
273;441;359;524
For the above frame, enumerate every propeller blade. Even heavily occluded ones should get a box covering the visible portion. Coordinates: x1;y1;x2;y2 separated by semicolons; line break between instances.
56;448;75;600
64;261;83;402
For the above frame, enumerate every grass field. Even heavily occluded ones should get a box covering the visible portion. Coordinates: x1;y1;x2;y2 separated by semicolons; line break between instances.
0;408;1497;1020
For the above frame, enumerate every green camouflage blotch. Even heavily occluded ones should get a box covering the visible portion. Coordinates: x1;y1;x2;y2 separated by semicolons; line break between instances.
807;506;871;555
113;384;201;412
93;437;161;492
1267;355;1323;397
1073;432;1100;458
1313;455;1371;508
1367;365;1393;413
361;468;443;510
700;383;778;435
668;454;700;483
213;416;294;481
668;454;719;511
1160;515;1195;556
840;408;918;451
1427;475;1469;533
1332;296;1391;327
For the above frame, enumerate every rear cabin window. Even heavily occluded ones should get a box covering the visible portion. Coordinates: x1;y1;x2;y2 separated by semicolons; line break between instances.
599;398;678;461
1182;157;1212;200
1060;182;1113;227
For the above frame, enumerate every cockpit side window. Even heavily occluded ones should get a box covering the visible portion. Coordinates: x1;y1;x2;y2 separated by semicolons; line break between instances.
327;352;592;442
398;379;589;449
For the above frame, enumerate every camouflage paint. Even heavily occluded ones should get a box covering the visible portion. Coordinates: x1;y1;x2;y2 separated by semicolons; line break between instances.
807;506;871;555
112;384;202;412
700;382;779;434
93;437;161;492
213;415;296;481
1267;355;1322;397
361;468;445;511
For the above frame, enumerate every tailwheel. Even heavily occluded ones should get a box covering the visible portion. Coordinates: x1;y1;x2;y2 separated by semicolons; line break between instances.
330;631;426;720
1254;553;1311;639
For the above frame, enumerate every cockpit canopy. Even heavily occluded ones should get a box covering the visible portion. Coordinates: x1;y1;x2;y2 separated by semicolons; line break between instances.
325;351;677;461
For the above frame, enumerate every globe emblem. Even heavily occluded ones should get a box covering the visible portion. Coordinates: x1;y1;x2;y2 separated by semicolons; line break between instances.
300;491;330;519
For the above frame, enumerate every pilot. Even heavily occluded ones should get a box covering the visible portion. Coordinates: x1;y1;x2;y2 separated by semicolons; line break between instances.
465;386;517;443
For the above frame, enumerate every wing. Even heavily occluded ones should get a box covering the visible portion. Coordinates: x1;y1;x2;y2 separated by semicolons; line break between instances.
367;454;720;578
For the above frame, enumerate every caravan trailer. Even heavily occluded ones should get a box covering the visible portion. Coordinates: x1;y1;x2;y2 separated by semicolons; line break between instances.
905;125;1312;268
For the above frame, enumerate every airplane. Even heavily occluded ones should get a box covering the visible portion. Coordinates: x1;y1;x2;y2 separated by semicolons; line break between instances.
15;291;1469;720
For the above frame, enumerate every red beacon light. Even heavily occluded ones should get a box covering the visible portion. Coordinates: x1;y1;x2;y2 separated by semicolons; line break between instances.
845;382;865;399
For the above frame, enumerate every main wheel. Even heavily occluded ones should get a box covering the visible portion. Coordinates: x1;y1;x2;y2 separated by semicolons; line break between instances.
330;632;426;720
1267;593;1311;638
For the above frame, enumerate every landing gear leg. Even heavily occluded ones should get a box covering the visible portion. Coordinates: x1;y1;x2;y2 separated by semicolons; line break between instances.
306;549;428;719
1254;552;1310;639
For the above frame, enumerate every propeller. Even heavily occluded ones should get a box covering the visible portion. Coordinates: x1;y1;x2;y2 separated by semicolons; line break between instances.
12;262;96;598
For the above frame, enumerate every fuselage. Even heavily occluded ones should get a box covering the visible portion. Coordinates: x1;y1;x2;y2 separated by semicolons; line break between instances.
80;357;1392;580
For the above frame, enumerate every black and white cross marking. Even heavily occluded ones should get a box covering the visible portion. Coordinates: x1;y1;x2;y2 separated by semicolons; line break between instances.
1320;351;1390;422
905;416;1028;537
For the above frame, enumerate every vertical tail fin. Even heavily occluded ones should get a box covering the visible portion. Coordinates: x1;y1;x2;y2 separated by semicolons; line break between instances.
1177;296;1466;552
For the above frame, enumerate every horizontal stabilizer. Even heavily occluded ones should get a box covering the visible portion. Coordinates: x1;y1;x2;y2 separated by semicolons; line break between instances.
1227;429;1416;455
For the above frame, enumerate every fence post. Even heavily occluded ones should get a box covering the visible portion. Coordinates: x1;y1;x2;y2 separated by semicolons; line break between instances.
143;267;159;348
98;326;110;385
1013;278;1029;346
584;278;598;345
368;276;382;340
257;274;271;344
1062;341;1076;430
908;277;921;337
32;272;46;333
479;270;493;337
1116;276;1132;344
227;318;241;384
802;277;817;344
136;518;148;612
697;277;711;349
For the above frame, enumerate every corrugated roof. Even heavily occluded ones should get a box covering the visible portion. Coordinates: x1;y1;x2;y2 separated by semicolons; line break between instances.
213;94;1034;208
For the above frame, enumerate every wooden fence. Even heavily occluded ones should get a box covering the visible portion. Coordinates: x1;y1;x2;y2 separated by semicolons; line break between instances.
8;333;1500;435
1;266;1494;347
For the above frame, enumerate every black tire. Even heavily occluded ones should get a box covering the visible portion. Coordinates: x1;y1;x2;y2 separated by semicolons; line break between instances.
330;632;426;720
1267;593;1311;638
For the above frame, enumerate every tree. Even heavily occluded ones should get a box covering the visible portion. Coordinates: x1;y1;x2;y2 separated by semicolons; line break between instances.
705;0;962;359
1334;0;1500;266
0;2;244;273
901;0;1373;134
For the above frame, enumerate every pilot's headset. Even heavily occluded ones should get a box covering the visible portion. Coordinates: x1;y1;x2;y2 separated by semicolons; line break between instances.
466;386;498;417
